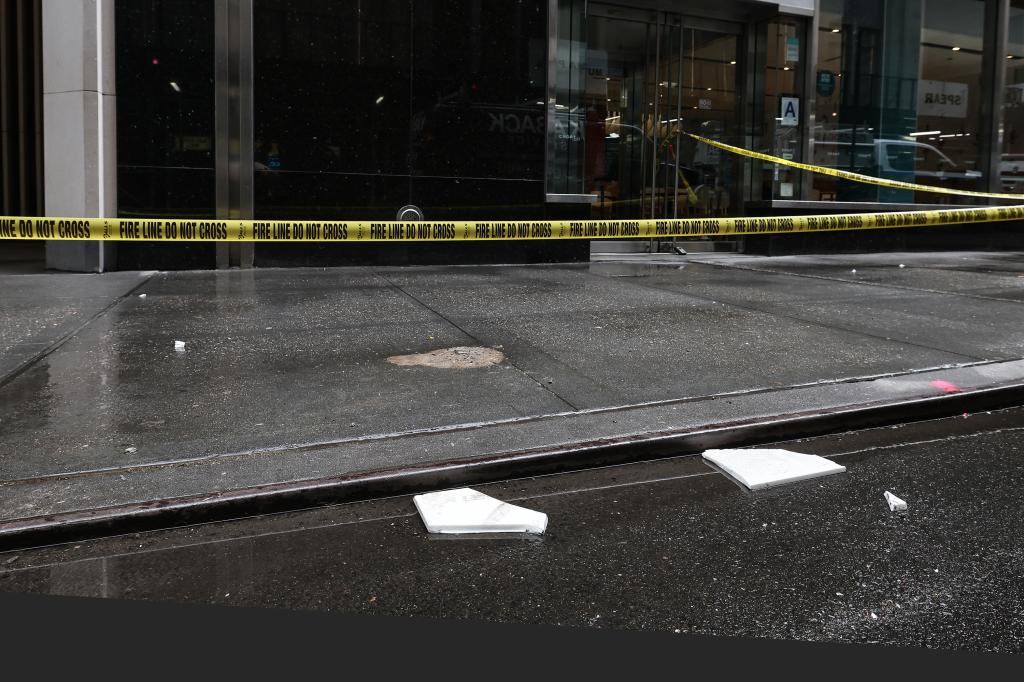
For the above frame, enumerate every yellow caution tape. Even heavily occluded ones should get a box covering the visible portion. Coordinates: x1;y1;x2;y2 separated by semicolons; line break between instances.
2;206;1023;242
686;133;1024;201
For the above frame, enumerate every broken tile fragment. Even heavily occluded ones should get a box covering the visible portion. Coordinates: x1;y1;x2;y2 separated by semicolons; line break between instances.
413;487;547;534
702;448;846;490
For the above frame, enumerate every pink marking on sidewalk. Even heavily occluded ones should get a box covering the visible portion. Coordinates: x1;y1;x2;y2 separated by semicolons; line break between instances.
930;380;961;393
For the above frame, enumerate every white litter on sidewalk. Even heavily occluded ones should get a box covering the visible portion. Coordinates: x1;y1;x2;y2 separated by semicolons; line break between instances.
413;488;547;534
174;340;186;351
702;448;846;490
138;293;147;299
884;491;908;511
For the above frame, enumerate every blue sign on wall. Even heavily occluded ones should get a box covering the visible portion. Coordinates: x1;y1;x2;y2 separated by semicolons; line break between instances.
817;71;836;98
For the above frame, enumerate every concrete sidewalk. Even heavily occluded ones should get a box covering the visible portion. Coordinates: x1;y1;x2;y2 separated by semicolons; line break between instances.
2;251;1024;542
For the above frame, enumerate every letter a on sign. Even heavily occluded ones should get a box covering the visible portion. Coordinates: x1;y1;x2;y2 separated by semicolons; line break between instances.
780;96;799;127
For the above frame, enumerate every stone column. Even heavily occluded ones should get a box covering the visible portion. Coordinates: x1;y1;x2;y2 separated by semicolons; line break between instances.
42;0;116;272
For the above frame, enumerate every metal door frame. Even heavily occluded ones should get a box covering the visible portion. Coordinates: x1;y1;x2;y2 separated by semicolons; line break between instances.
214;0;254;269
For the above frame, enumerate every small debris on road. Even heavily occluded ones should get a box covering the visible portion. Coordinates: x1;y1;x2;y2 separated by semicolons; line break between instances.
884;491;907;511
138;293;147;299
174;340;186;351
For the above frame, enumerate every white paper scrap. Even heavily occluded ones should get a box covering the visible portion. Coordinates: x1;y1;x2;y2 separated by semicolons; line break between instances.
884;490;907;511
138;293;147;299
174;340;186;351
413;487;547;534
702;448;846;490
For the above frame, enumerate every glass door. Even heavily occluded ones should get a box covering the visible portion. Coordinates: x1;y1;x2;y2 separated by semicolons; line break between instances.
577;5;742;224
583;5;675;219
675;25;741;219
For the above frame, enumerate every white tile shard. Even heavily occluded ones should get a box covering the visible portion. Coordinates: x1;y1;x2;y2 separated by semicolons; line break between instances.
701;448;846;490
413;487;547;534
884;490;908;511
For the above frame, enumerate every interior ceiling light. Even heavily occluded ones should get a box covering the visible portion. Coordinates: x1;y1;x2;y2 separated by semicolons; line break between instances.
909;130;941;136
951;46;961;51
729;60;737;65
783;67;790;71
831;28;840;33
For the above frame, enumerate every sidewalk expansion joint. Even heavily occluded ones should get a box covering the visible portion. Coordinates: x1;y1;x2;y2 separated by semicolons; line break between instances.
0;275;155;390
375;271;580;411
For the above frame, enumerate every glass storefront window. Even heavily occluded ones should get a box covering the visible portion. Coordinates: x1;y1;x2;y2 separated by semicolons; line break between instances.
252;0;547;230
116;0;216;217
753;17;806;201
115;0;216;268
1003;1;1024;193
813;0;986;204
549;2;743;219
547;0;587;196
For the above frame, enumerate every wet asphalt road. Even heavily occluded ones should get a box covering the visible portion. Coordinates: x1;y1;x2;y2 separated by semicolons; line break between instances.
1;406;1022;653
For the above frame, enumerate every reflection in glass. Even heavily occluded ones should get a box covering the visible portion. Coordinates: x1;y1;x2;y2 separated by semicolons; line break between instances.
116;0;216;217
1002;1;1024;193
755;18;805;201
557;3;741;220
254;0;547;225
813;0;987;203
115;0;216;269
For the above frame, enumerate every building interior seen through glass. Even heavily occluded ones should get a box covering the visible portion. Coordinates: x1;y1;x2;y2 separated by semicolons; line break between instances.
1003;1;1024;191
574;4;740;220
813;0;986;204
755;18;805;201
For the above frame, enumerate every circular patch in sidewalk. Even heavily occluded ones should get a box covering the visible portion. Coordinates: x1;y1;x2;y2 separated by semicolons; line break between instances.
386;346;505;369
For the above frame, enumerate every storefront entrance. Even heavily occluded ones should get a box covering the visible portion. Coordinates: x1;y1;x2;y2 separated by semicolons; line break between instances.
582;4;742;221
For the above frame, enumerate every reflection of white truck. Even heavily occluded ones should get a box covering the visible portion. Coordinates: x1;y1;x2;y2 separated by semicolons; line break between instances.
814;138;979;178
812;138;981;198
1001;153;1024;188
